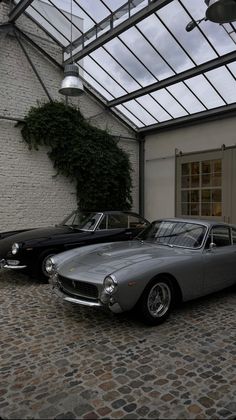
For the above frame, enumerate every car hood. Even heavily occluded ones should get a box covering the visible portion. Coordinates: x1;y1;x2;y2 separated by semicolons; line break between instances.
0;225;78;241
0;226;77;256
58;240;184;283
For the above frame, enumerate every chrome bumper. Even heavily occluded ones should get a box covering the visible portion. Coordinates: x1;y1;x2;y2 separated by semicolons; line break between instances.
0;259;27;270
50;276;123;313
51;281;103;308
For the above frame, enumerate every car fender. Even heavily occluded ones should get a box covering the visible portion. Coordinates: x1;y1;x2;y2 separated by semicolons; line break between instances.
110;252;204;311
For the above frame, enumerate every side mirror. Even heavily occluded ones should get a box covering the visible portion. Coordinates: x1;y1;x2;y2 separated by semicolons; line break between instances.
209;242;216;250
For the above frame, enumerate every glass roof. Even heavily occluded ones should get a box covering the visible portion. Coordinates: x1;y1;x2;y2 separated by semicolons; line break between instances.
12;0;236;131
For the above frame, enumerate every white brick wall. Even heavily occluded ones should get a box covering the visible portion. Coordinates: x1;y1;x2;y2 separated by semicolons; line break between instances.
0;1;139;231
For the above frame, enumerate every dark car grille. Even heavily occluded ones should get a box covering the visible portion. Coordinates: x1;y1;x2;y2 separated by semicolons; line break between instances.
58;275;98;299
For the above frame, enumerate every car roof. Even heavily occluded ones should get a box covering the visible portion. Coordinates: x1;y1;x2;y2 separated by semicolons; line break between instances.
79;210;147;217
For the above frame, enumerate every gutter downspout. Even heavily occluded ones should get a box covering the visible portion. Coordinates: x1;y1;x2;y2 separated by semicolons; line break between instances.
138;134;145;217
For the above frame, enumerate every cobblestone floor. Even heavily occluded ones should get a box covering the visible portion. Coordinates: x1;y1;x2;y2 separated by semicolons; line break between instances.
0;270;235;420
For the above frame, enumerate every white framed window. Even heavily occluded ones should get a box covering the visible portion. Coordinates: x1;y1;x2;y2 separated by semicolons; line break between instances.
180;159;222;217
176;151;224;219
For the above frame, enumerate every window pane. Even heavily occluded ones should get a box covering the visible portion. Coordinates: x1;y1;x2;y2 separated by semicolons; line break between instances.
202;203;211;216
202;190;211;202
202;161;211;174
182;176;190;188
212;203;222;217
202;175;211;187
182;203;190;216
212;174;221;187
182;163;190;176
191;162;199;175
191;175;199;188
213;160;221;173
212;189;222;202
182;191;190;202
191;203;199;216
180;158;222;218
191;190;199;203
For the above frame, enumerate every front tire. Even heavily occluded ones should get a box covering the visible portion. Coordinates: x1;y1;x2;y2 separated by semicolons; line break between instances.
139;278;173;326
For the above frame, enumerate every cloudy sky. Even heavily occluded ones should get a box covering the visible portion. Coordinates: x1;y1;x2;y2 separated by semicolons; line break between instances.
23;0;236;127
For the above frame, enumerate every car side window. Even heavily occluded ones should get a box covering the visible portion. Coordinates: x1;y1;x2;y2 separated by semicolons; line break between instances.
206;226;231;248
107;214;128;229
98;215;107;230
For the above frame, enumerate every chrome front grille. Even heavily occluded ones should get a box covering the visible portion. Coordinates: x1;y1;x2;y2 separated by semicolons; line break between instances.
58;275;98;300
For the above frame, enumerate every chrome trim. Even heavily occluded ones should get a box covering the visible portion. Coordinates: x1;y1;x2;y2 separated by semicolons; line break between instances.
90;212;104;232
79;212;103;232
3;262;27;269
64;296;102;307
103;274;118;295
53;285;103;308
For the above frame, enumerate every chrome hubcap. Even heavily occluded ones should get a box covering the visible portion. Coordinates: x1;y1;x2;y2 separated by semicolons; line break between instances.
147;282;171;318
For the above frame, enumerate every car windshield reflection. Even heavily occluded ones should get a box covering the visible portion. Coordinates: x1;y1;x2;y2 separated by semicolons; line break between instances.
138;220;207;249
59;210;97;231
79;213;103;231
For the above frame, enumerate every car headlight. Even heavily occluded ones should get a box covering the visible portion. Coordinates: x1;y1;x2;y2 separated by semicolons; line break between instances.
12;243;20;255
45;257;56;275
103;275;118;295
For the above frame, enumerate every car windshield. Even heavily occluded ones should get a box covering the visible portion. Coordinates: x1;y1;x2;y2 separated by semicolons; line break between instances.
79;213;103;231
138;220;207;249
59;211;100;231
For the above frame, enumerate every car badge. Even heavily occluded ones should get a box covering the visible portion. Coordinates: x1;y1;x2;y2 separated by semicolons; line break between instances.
72;280;76;288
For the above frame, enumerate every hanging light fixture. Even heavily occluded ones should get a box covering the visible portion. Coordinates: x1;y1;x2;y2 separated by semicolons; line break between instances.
205;0;236;23
59;63;84;96
59;0;84;96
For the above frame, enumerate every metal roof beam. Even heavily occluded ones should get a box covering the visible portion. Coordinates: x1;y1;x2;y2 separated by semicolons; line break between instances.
64;0;173;64
14;27;63;70
108;51;236;107
138;104;236;134
8;0;34;22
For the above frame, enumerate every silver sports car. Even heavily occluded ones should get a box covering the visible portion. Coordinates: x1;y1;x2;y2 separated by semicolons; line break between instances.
47;218;236;325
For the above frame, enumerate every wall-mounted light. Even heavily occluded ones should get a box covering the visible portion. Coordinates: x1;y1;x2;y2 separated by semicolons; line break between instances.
59;0;84;96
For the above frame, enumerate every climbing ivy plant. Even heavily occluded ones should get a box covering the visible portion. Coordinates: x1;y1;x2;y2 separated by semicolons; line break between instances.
21;102;133;211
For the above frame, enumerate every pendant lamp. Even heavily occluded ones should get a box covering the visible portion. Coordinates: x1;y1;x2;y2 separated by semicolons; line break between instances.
59;0;84;96
205;0;236;23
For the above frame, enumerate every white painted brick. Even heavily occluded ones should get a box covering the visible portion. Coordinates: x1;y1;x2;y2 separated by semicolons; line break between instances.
0;1;139;231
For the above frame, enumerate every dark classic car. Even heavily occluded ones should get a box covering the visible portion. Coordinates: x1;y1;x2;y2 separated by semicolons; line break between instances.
0;210;149;280
47;218;236;325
